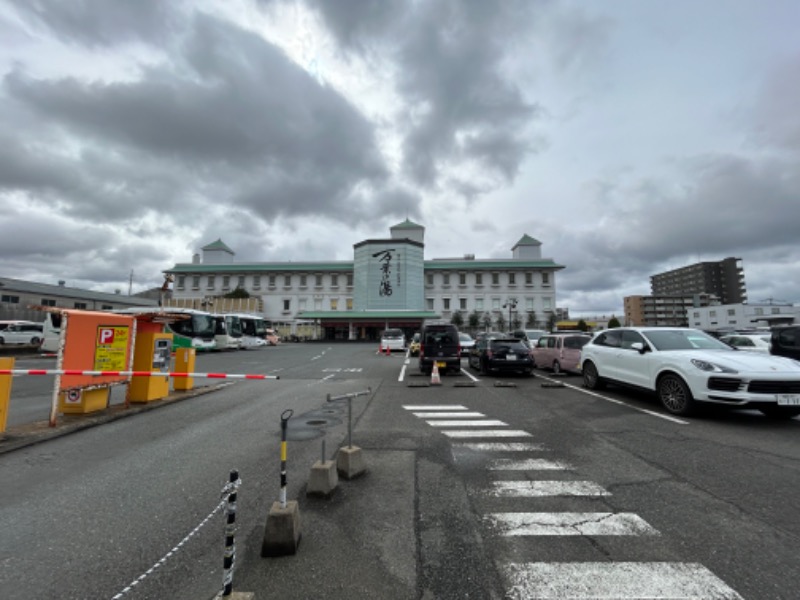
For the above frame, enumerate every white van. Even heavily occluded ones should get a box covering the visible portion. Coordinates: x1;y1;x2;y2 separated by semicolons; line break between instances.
41;312;63;353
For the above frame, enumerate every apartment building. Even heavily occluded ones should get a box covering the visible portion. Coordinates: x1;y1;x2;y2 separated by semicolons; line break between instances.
165;220;565;340
650;257;747;304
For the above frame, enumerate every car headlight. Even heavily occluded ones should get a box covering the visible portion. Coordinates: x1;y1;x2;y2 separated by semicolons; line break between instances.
690;359;738;374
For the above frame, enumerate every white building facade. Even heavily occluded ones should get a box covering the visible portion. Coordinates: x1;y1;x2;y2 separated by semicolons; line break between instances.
689;302;798;332
165;221;564;340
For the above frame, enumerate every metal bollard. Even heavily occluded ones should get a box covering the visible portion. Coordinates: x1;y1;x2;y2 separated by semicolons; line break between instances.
221;470;241;597
326;388;371;479
279;409;293;509
326;388;371;449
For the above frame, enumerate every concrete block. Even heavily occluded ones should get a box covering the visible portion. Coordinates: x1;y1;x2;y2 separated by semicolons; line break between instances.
337;445;366;480
306;459;338;498
261;500;301;557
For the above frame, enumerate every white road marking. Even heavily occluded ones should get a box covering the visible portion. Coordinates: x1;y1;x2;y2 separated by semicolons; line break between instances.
412;411;485;418
486;512;659;536
488;458;571;470
461;368;480;382
427;419;508;427
403;405;469;411
398;363;407;382
442;430;532;438
537;374;690;425
501;562;743;599
488;481;610;497
454;442;545;451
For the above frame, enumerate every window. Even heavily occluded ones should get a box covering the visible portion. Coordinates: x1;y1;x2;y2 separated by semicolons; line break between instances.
253;276;261;289
330;298;338;310
347;274;353;287
542;273;550;286
475;298;484;311
207;276;216;290
284;275;291;287
283;299;291;311
331;274;339;287
314;298;322;310
710;310;717;317
300;275;307;287
237;276;245;288
346;298;353;310
727;309;735;316
177;275;185;289
192;276;200;289
74;302;87;309
443;274;450;285
525;298;534;311
41;299;56;307
693;311;700;317
299;298;307;310
459;298;467;310
1;295;20;303
492;273;499;285
426;298;435;310
427;273;434;285
443;298;451;310
475;273;483;285
269;275;276;287
222;275;230;289
525;272;533;285
459;273;466;285
315;274;323;287
772;308;781;314
101;304;113;310
755;308;763;315
543;297;551;309
509;273;516;285
492;298;501;310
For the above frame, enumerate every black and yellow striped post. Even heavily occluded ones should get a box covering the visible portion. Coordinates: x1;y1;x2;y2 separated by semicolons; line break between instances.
261;409;301;557
221;470;241;597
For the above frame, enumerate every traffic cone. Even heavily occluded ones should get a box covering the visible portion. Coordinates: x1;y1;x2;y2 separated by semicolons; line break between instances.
385;345;391;357
376;343;383;355
430;362;441;386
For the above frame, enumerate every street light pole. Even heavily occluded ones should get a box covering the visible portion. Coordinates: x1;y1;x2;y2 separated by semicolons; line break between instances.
502;297;517;333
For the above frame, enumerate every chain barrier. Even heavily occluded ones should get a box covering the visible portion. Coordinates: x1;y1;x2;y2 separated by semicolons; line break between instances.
110;472;242;600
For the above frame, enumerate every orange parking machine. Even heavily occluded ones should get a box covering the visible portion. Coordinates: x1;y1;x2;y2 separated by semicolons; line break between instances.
56;310;134;416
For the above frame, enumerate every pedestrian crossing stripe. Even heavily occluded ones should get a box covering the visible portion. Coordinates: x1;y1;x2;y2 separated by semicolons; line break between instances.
442;430;533;438
426;419;508;427
402;405;469;410
488;481;610;497
501;562;743;599
486;512;660;536
412;411;486;418
453;442;545;451
487;458;570;470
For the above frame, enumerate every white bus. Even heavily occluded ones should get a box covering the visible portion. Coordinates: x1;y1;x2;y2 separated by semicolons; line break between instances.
114;307;217;351
230;313;268;349
213;314;243;350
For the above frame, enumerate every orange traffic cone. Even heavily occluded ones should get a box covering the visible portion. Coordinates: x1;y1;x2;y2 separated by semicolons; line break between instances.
430;362;441;386
385;345;391;357
377;343;383;355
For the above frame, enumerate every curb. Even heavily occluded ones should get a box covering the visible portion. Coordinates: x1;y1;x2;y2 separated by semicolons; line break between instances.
0;382;230;455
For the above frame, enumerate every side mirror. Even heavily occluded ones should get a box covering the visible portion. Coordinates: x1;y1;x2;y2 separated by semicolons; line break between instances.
630;342;646;354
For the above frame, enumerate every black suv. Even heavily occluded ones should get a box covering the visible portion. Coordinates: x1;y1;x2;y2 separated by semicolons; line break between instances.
469;337;534;376
419;323;461;375
770;326;800;361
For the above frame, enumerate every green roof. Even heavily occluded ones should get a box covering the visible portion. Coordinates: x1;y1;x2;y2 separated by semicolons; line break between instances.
513;234;541;248
166;259;562;274
201;239;235;253
391;218;424;230
298;310;440;320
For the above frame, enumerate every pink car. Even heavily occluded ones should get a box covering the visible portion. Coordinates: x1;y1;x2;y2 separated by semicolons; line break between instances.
531;333;591;375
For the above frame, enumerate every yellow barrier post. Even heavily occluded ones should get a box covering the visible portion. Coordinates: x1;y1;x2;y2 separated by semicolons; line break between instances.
173;347;196;391
0;357;14;434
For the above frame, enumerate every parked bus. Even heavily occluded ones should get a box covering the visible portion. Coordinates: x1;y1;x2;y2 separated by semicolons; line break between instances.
41;312;62;353
231;313;268;349
114;307;217;351
213;314;243;350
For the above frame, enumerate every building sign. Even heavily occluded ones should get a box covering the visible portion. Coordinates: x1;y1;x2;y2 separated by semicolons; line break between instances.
94;325;130;371
372;248;396;296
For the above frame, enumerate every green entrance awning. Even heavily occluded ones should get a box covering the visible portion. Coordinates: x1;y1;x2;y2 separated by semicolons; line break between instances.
297;310;440;320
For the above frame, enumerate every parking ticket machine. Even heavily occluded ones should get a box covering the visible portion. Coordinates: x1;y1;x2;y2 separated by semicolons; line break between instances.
129;328;173;403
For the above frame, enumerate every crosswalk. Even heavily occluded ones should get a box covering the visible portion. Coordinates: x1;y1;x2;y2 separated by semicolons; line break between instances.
402;404;744;599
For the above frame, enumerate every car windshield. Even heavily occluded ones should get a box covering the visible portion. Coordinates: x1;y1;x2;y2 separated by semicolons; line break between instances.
383;329;403;339
459;333;472;342
643;329;731;351
490;339;526;351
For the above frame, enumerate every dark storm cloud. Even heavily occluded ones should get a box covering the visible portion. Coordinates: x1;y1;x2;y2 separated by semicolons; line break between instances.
2;11;392;223
303;0;543;193
10;0;179;47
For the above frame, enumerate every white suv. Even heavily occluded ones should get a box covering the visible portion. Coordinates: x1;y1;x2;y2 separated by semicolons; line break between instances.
0;322;44;345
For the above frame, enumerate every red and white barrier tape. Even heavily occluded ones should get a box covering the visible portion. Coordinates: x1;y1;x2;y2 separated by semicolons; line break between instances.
0;369;279;380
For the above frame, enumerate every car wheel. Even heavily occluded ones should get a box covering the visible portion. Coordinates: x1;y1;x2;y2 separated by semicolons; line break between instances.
582;361;604;390
552;360;561;375
657;373;695;416
758;405;800;419
30;337;41;345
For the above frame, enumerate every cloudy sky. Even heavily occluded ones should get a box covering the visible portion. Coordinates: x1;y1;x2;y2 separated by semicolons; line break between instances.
1;0;799;317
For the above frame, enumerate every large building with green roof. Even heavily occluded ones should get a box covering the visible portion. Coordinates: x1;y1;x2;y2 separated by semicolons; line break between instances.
164;220;564;340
